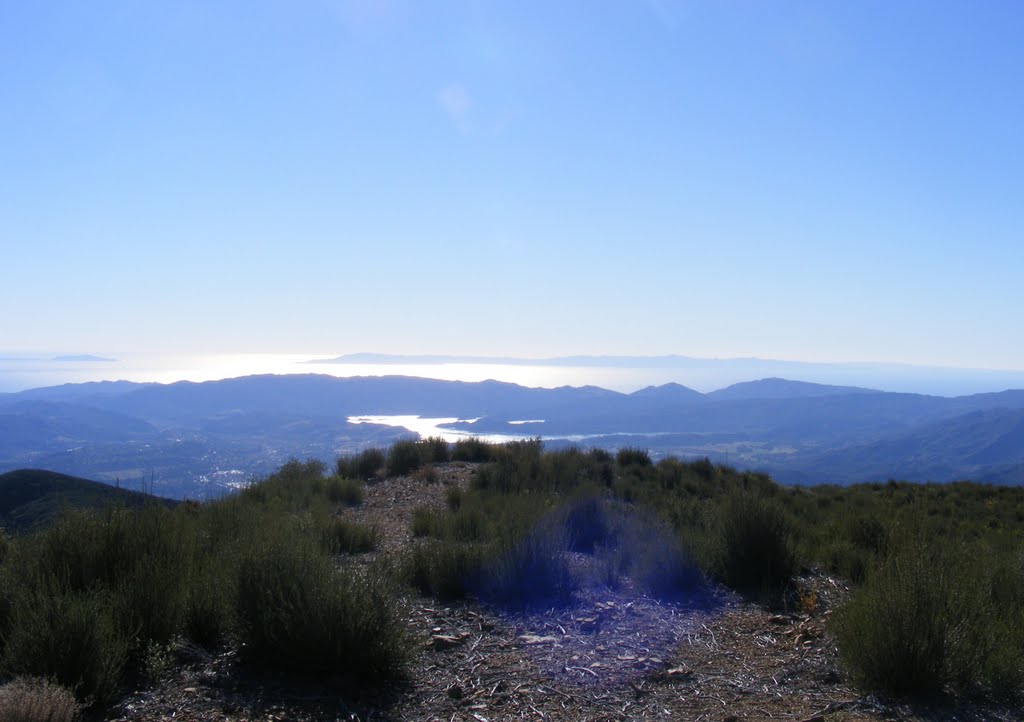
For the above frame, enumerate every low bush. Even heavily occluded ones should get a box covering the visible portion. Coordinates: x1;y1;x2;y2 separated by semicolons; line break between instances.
704;489;797;597
32;507;194;646
184;549;237;649
564;496;616;554
240;458;329;509
616;447;652;467
236;533;409;678
410;506;440;538
0;583;130;705
116;549;191;646
982;551;1024;688
833;536;996;694
413;464;440;484
478;523;576;610
0;530;10;566
563;496;703;599
420;437;450;464
387;439;424;477
403;541;484;601
410;504;491;542
848;515;888;555
336;448;385;481
324;476;364;505
821;540;870;584
0;677;81;722
320;517;378;554
451;437;497;462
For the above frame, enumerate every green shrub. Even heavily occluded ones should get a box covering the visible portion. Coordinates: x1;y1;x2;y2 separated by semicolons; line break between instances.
475;441;616;498
982;552;1024;690
849;515;888;555
0;677;81;722
404;541;484;601
420;437;450;464
320;517;378;554
387;439;423;477
142;640;174;685
410;507;439;538
116;550;190;645
478;523;576;610
336;448;385;480
451;437;497;462
32;509;135;593
411;502;494;543
833;537;996;694
563;497;702;599
1;584;130;705
822;540;870;584
705;489;798;597
236;534;408;678
185;549;237;649
240;458;330;509
690;457;716;481
324;476;364;505
276;457;327;481
0;529;11;566
0;506;201;702
616;447;652;467
564;496;615;554
18;507;194;646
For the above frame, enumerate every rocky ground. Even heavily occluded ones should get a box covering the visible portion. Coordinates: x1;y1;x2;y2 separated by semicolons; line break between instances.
108;464;1022;722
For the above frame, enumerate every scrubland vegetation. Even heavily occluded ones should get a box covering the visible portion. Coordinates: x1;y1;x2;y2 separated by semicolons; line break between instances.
0;458;393;710
0;438;1022;716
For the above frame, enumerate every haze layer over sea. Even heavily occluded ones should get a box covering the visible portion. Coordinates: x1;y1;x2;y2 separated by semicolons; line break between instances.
3;352;1024;397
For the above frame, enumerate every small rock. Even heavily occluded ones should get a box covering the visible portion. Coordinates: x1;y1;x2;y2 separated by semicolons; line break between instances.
431;634;462;649
665;667;694;679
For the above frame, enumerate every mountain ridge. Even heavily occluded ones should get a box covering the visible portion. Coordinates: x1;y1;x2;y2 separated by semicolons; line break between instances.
3;373;1023;496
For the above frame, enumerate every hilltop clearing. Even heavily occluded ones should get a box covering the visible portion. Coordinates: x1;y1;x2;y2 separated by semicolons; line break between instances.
107;458;1019;721
2;444;1022;721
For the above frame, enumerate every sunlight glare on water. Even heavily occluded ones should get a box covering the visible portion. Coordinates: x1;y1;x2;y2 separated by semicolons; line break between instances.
347;415;531;444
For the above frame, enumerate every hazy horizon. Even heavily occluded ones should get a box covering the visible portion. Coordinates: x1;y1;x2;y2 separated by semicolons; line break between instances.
3;350;1024;397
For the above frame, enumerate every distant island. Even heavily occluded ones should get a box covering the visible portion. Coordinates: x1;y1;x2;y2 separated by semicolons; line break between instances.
52;354;118;363
307;352;1024;397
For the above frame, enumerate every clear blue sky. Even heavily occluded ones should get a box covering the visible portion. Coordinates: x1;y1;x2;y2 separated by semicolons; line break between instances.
2;1;1022;369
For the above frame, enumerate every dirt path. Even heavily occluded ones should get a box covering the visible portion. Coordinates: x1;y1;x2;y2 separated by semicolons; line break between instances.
346;462;476;553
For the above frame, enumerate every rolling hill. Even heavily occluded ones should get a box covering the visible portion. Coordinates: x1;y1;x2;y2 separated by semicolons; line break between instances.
0;468;177;533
